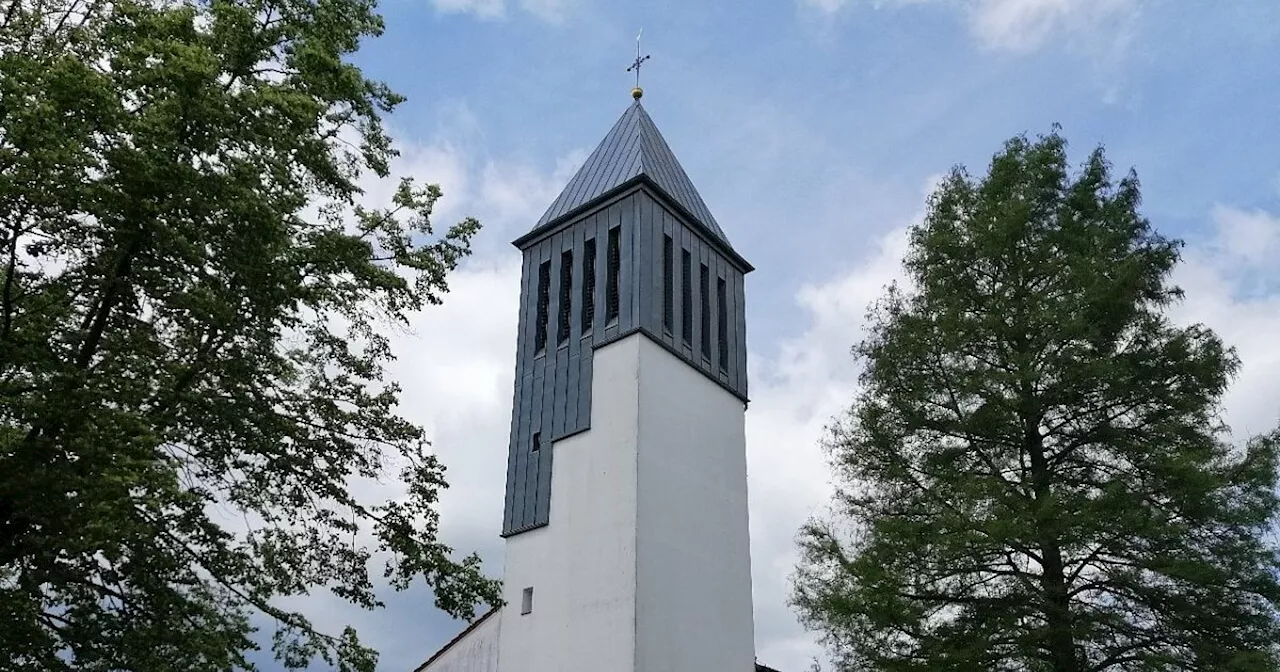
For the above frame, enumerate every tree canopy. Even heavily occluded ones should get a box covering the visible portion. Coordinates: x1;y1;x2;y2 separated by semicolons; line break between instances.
0;0;500;669
791;127;1280;672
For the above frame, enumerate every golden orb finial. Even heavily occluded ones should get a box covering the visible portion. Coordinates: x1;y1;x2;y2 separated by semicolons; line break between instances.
632;86;644;100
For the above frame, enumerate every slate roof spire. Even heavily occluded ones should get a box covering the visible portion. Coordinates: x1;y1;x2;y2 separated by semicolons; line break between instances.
517;100;735;250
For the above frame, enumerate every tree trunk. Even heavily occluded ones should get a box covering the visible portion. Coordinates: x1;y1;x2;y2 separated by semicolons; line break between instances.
1026;422;1080;672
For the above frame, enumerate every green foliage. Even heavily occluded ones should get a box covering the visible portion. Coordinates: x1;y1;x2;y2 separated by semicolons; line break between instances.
792;127;1280;672
0;0;500;669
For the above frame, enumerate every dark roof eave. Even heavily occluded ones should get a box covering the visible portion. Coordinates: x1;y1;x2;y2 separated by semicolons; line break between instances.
511;174;646;248
510;175;754;274
412;607;499;672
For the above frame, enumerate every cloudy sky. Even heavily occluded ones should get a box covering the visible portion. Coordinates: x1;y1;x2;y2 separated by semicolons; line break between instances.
263;1;1280;670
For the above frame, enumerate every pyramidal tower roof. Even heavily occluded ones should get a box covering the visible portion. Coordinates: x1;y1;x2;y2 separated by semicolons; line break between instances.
519;100;733;248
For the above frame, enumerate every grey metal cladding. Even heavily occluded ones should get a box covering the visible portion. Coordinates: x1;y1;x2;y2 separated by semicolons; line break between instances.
736;272;748;399
621;196;636;328
626;188;748;400
539;109;639;229
552;346;569;438
502;105;754;537
502;200;634;536
638;194;657;334
523;102;736;252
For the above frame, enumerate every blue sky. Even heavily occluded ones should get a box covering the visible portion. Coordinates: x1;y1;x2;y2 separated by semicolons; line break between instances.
257;1;1280;670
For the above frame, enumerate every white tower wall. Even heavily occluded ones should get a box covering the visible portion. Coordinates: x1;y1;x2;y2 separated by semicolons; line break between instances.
635;334;756;672
496;335;641;672
495;333;754;672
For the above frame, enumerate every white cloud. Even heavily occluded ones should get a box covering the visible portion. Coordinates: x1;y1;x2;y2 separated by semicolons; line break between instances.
1208;203;1280;268
1172;205;1280;442
430;0;505;20
744;226;912;668
799;0;1142;53
515;0;577;23
743;178;929;670
799;0;854;14
428;0;578;22
967;0;1139;53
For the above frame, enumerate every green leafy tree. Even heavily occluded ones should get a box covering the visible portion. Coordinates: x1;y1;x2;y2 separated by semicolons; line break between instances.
791;128;1280;672
0;0;500;669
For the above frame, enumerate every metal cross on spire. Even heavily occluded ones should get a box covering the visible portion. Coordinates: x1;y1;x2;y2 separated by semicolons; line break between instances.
626;28;650;100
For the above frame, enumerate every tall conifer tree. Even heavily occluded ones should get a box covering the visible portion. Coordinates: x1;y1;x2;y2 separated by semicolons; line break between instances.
792;128;1280;672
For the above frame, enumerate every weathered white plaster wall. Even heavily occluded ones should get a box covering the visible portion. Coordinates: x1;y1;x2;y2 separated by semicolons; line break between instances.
634;335;756;672
418;610;500;672
496;335;641;672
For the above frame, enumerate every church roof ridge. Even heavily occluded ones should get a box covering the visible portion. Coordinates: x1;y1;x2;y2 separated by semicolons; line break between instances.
518;100;733;249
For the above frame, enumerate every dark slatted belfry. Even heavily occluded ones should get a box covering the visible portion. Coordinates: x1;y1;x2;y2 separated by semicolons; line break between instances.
501;100;754;537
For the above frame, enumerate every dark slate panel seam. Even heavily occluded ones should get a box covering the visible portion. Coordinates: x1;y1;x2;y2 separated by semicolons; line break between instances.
639;193;657;334
660;210;675;345
653;127;723;241
554;104;640;225
552;146;605;225
636;119;688;225
523;103;742;256
576;351;592;438
725;260;738;385
636;183;753;273
535;437;554;526
537;106;635;227
588;110;642;204
627;193;640;329
503;252;534;530
553;344;569;438
572;108;638;218
513;178;648;250
565;225;584;430
635;108;725;242
617;194;634;330
633;108;682;203
736;272;748;401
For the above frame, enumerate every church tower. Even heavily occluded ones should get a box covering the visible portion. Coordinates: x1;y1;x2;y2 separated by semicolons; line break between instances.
415;93;758;672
